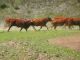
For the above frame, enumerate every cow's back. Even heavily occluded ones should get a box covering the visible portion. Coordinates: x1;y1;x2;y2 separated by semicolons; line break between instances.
51;16;67;25
31;18;50;26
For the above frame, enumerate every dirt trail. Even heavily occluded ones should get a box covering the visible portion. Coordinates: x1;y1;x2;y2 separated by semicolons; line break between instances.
48;34;80;51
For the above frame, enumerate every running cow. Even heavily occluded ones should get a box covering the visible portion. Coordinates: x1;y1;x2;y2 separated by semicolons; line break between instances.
31;17;52;31
67;18;80;30
51;16;68;30
5;18;32;32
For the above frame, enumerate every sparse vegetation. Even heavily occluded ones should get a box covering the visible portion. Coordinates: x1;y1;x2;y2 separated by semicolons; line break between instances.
0;30;80;60
0;0;80;21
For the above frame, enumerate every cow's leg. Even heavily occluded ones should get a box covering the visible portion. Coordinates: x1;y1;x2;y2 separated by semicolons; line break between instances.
45;25;49;30
7;25;12;32
32;26;37;31
54;25;57;30
63;24;67;30
25;28;28;31
20;27;23;32
38;26;42;31
79;25;80;30
68;24;72;30
70;25;74;30
24;27;29;32
50;25;54;30
67;21;72;30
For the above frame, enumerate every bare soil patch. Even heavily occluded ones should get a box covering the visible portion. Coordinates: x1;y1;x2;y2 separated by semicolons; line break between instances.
48;34;80;51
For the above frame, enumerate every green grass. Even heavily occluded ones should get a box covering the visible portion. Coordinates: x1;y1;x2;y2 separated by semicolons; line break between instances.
0;30;80;60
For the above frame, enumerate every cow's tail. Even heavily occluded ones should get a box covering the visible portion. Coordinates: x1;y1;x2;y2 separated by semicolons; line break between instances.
4;18;11;29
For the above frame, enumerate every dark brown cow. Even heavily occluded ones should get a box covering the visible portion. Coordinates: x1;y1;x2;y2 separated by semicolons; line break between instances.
67;18;80;30
51;16;68;30
31;17;52;30
5;18;32;32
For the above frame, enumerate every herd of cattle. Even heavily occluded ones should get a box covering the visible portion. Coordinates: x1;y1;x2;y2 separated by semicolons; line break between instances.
5;16;80;32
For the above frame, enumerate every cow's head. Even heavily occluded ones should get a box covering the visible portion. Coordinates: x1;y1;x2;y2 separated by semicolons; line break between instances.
48;17;52;21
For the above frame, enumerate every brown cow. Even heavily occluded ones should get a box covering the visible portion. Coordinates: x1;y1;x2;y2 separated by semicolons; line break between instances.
67;18;80;30
31;17;52;31
5;18;32;32
51;16;68;30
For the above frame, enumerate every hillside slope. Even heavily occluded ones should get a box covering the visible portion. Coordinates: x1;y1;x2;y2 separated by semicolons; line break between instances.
0;0;80;20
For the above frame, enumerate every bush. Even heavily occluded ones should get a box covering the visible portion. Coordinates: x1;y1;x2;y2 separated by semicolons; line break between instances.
14;6;20;10
0;4;8;9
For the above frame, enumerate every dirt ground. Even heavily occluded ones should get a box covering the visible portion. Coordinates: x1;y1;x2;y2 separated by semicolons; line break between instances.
48;34;80;51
